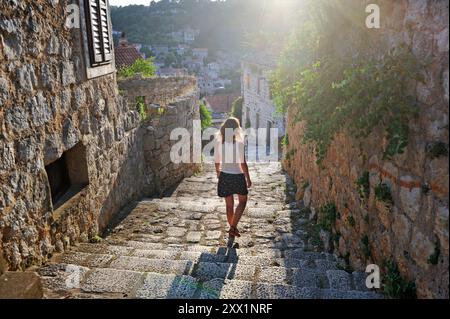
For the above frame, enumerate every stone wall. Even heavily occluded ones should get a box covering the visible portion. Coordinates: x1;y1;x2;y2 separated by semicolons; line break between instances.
283;0;449;298
118;75;200;198
0;1;199;271
118;75;197;108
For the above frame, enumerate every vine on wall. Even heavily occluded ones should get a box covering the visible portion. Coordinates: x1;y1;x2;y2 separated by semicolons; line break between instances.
271;0;424;164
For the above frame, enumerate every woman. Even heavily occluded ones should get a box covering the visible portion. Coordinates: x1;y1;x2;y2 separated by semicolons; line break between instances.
215;117;252;238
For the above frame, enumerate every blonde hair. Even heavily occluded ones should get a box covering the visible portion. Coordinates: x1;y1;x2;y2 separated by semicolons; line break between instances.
218;117;244;144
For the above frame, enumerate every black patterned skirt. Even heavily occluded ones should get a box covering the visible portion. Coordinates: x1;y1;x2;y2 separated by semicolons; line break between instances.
218;172;249;198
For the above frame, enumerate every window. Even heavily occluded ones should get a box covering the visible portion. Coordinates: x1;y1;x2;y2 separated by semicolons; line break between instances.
81;0;115;79
45;143;89;210
246;74;251;90
84;0;113;66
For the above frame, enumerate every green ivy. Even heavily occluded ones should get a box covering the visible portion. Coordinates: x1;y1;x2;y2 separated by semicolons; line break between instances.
375;182;393;204
270;1;423;165
347;215;356;227
281;134;289;147
356;171;370;199
383;260;416;299
318;202;337;232
361;235;371;259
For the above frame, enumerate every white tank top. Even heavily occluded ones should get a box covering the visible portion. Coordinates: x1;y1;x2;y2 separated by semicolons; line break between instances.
215;141;245;174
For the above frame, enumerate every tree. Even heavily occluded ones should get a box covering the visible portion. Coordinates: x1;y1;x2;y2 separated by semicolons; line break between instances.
118;57;157;78
164;52;177;67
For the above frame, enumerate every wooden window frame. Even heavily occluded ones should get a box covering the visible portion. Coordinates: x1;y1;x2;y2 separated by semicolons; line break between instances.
80;0;115;79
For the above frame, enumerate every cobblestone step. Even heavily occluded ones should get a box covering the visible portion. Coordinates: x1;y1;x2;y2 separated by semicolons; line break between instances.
38;162;384;299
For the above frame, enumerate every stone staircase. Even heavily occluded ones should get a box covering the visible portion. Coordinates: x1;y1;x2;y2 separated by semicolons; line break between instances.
36;163;382;299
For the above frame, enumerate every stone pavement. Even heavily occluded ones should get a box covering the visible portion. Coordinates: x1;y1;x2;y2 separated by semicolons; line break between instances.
36;163;382;299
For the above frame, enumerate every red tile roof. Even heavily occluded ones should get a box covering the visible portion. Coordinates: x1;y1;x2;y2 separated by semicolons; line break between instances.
204;93;240;114
115;41;143;69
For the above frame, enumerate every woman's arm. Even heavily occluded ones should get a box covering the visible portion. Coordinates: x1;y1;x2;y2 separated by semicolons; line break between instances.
214;141;221;178
241;152;252;188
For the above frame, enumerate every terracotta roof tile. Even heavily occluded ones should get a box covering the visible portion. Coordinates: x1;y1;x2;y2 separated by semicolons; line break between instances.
115;43;143;69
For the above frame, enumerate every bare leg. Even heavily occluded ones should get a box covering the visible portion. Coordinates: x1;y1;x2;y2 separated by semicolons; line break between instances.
231;195;247;230
224;195;234;227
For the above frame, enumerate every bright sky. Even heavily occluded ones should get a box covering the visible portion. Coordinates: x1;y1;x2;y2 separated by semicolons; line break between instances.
109;0;153;6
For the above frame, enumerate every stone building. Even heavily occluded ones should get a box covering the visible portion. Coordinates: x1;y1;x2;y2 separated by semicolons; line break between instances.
0;0;199;271
241;53;285;146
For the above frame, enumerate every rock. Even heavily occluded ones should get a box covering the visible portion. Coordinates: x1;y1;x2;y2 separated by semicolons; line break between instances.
186;231;202;243
16;137;37;163
16;63;37;92
5;105;30;133
435;204;449;253
303;185;312;207
47;34;60;55
61;61;75;86
166;227;186;237
0;140;15;170
410;230;435;269
392;212;411;249
0;272;43;299
28;92;51;127
399;176;421;221
0;76;9;106
320;229;331;252
44;133;62;165
0;18;21;34
437;28;449;53
62;118;79;150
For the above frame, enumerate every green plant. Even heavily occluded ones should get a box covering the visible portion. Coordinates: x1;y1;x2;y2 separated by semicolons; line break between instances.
318;202;337;232
428;240;441;265
375;182;393;204
426;142;449;159
301;180;310;190
356;171;370;199
347;215;356;227
199;102;212;130
361;235;371;259
118;57;157;78
281;134;289;147
271;0;423;165
383;260;416;299
230;97;243;122
135;96;148;121
90;235;103;243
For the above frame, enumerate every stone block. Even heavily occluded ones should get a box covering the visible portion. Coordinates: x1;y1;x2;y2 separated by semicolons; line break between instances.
5;105;29;133
136;273;198;299
81;268;142;293
0;272;43;299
